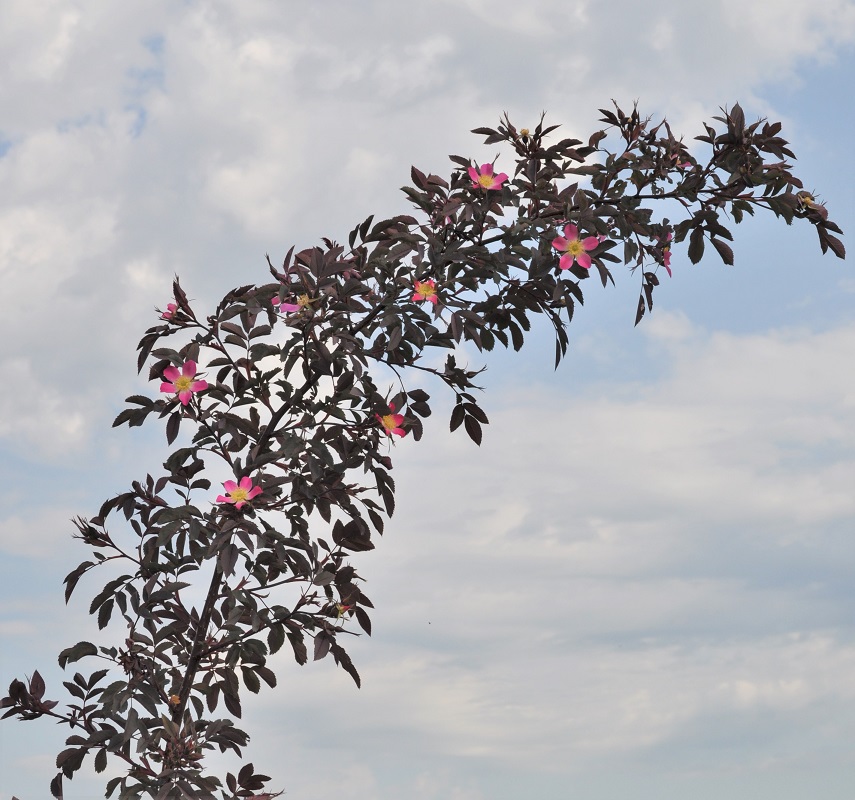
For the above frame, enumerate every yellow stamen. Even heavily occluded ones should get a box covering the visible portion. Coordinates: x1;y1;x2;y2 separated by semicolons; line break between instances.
478;173;495;189
230;488;249;503
175;376;192;391
566;239;585;257
381;414;397;431
297;294;311;307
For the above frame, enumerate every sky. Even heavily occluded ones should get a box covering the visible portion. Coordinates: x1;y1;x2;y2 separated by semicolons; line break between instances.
1;1;854;798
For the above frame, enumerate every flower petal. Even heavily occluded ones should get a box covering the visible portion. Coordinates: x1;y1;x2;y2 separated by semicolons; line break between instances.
576;252;592;269
467;167;479;183
238;476;253;490
480;163;494;176
558;254;575;270
582;236;600;250
247;486;263;499
563;224;579;240
552;237;568;251
182;360;197;378
223;480;238;493
162;366;180;382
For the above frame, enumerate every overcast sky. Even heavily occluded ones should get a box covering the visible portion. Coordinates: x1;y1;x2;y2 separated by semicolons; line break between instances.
1;2;854;799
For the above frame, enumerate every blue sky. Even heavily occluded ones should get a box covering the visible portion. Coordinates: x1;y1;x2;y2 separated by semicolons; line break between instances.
1;2;854;798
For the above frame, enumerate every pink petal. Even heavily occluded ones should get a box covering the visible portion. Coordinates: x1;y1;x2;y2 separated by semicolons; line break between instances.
233;500;246;510
190;380;208;393
182;361;197;378
216;494;231;504
563;224;579;240
576;252;592;269
558;254;575;271
238;476;253;490
247;486;263;499
467;167;479;183
162;366;180;382
391;428;406;437
391;414;405;426
664;264;673;278
582;236;600;251
552;237;568;251
223;480;238;493
389;402;397;412
160;381;175;393
495;172;508;184
480;163;494;176
427;294;438;305
177;391;192;405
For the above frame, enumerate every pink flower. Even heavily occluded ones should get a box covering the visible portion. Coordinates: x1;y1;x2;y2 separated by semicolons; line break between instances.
272;297;301;313
413;279;438;305
375;403;406;438
216;476;263;510
160;360;208;406
662;233;673;277
468;163;508;191
671;153;691;169
551;224;600;270
161;303;178;321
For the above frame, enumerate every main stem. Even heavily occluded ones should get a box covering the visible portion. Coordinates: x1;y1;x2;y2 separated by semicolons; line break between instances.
171;561;223;724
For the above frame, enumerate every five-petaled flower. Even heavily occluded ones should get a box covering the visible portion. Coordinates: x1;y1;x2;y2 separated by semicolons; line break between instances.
468;162;508;191
413;279;438;305
160;361;208;406
161;303;177;321
551;224;600;270
671;152;691;169
375;403;406;438
216;476;263;510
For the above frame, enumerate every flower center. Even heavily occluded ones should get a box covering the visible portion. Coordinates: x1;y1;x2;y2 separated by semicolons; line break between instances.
478;173;495;189
297;294;311;307
381;414;397;431
566;239;585;256
175;376;192;391
230;487;249;502
418;283;436;298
